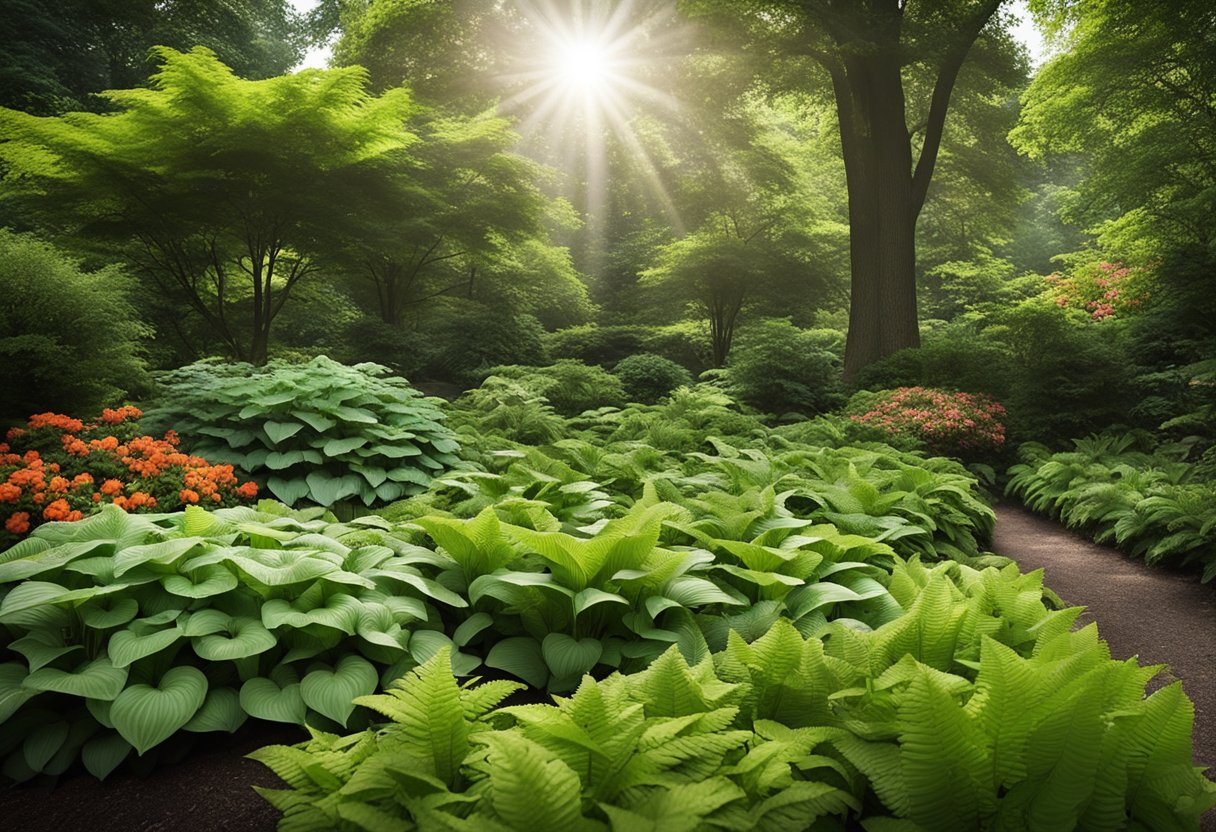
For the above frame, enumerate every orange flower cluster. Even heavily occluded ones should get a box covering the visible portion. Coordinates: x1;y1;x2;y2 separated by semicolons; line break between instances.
1;408;259;542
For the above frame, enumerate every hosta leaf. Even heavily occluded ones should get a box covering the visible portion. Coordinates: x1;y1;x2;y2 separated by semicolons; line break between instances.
193;617;277;661
9;632;82;672
267;476;312;506
300;655;378;726
323;436;369;456
291;410;336;433
107;626;182;668
23;657;128;701
306;472;364;507
79;596;140;628
81;731;132;780
573;588;629;616
183;687;247;734
1;663;39;722
453;612;494;647
240;676;307;725
111;666;208;755
24;720;70;772
162;565;240;599
542;633;602;680
486;637;549;689
264;420;306;445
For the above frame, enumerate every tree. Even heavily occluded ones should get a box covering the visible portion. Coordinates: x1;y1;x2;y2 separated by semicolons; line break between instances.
1011;0;1216;259
684;0;1014;378
0;0;308;115
0;47;417;364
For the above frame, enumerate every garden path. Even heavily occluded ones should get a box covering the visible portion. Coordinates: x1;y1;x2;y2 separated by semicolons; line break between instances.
993;504;1216;830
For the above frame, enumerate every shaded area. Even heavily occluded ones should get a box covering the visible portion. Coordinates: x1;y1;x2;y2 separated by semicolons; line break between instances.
0;723;300;832
994;503;1216;830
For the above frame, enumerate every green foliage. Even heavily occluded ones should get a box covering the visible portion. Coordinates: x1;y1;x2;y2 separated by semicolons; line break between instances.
145;357;460;508
448;378;569;447
1007;433;1216;581
852;324;1016;403
0;47;418;364
613;354;694;405
484;362;626;417
0;231;150;421
545;324;710;374
417;302;547;386
253;580;1215;830
0;501;461;780
724;320;845;417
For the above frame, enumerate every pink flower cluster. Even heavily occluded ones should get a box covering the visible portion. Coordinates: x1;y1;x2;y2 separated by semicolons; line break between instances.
848;387;1006;457
1045;260;1146;320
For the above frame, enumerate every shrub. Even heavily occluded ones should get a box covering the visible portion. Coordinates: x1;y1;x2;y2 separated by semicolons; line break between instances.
0;231;150;421
144;357;460;508
448;377;569;446
852;324;1015;402
724;319;845;417
613;353;693;404
846;387;1007;459
0;407;258;544
545;323;709;372
418;300;546;385
991;301;1135;443
484;360;626;416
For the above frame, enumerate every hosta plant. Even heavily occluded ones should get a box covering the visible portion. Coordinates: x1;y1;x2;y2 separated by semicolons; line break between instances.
0;502;469;782
1;408;258;544
254;564;1216;831
145;357;460;508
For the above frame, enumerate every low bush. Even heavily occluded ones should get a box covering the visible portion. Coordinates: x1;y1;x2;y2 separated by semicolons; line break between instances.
845;387;1007;461
0;408;258;544
851;324;1015;402
724;319;845;417
448;377;569;446
145;357;460;508
483;360;626;416
417;300;546;385
0;231;150;421
545;323;709;372
613;352;693;404
1007;432;1216;581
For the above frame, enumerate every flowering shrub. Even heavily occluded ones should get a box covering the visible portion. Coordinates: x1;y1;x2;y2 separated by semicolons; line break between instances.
1045;259;1147;320
847;387;1006;458
0;407;257;542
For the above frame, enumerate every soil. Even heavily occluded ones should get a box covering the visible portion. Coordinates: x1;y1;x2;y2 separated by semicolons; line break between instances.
992;503;1216;831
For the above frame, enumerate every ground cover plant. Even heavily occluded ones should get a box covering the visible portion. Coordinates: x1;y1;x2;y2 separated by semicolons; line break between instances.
146;357;461;510
1007;432;1216;582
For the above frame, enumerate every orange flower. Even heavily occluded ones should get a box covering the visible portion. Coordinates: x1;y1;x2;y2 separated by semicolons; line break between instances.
92;492;102;503
99;479;124;496
4;511;30;534
0;483;20;503
236;482;258;499
179;489;200;504
72;473;93;487
27;413;84;433
42;498;71;521
49;476;69;492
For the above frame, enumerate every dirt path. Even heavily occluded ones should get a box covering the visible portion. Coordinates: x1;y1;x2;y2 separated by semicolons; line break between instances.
993;504;1216;829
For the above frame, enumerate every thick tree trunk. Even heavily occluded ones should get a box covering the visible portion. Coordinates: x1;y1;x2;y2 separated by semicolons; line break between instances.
837;48;921;382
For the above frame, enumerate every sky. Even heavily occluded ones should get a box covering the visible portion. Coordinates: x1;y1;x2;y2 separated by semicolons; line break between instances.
287;0;1049;73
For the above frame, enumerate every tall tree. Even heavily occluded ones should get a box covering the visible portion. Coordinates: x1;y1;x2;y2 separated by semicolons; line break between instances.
1011;0;1216;259
0;47;418;364
0;0;308;114
684;0;1013;378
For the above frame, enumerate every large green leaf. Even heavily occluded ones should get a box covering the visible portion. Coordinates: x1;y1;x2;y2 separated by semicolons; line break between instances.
107;626;182;668
183;687;247;734
267;476;312;506
0;663;39;722
485;637;549;689
300;655;379;726
192;616;277;661
263;420;306;445
111;666;208;755
541;633;603;680
22;657;128;701
240;676;306;725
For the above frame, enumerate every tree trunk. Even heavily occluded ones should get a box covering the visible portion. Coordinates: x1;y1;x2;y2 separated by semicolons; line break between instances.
837;47;921;382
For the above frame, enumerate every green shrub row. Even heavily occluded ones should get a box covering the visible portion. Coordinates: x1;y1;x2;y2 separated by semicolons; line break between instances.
1006;432;1216;582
